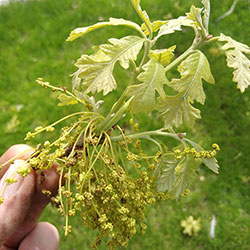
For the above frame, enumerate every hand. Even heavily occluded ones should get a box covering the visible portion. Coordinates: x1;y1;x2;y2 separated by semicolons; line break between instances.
0;144;60;250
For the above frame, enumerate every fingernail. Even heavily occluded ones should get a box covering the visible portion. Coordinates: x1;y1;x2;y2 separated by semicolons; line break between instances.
0;160;26;199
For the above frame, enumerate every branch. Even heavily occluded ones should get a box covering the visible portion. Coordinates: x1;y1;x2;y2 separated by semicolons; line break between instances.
215;0;239;23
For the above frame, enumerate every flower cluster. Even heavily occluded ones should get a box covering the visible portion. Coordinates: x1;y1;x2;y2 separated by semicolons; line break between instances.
21;113;167;249
174;143;220;160
9;107;219;249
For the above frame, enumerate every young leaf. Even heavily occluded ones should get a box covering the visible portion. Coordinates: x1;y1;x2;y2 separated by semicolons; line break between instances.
184;139;219;174
72;36;144;95
127;59;168;113
186;5;205;33
141;20;168;36
201;0;210;32
168;155;200;200
66;17;144;41
170;51;215;104
149;46;176;67
157;92;201;128
131;0;152;35
100;36;144;69
218;33;250;93
155;16;194;40
58;93;78;106
154;153;179;192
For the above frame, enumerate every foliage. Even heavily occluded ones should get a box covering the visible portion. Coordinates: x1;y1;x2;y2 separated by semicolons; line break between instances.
0;0;249;249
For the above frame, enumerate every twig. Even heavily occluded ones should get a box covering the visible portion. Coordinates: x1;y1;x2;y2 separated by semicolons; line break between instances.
215;0;239;22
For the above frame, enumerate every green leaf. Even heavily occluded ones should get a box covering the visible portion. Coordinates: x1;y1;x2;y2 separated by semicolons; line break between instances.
155;16;194;40
57;93;78;106
149;46;176;67
157;92;201;128
168;155;199;200
127;59;168;113
131;0;152;35
66;18;144;41
170;51;214;104
72;36;144;95
186;5;205;32
184;139;219;174
154;153;179;192
141;20;167;36
201;0;210;32
100;36;144;69
218;33;250;93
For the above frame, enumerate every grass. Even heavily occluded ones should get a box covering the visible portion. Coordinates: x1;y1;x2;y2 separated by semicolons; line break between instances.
0;0;250;249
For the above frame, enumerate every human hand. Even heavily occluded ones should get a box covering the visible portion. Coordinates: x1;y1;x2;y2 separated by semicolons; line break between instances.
0;144;60;250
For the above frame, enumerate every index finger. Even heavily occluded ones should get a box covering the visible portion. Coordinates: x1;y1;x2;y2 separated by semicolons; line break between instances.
0;145;35;179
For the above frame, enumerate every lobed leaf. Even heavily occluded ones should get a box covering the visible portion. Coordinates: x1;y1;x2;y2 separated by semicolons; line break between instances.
168;155;200;200
72;36;144;95
149;46;176;67
66;18;143;41
154;153;179;192
155;16;194;40
186;5;205;32
170;51;214;104
201;0;210;32
218;33;250;93
127;59;168;113
100;36;144;69
157;92;201;128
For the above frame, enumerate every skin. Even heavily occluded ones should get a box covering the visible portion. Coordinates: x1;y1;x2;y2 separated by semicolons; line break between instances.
0;144;60;250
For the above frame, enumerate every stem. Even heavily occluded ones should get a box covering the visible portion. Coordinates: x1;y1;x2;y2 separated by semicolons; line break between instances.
164;37;209;73
164;48;194;73
111;129;185;146
138;39;151;72
146;137;163;152
130;0;152;38
38;80;86;105
0;148;35;170
204;0;211;33
96;63;138;133
97;38;153;133
29;112;102;138
215;0;239;23
59;166;65;211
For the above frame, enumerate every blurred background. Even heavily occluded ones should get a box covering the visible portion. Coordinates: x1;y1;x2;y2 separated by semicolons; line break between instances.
0;0;250;249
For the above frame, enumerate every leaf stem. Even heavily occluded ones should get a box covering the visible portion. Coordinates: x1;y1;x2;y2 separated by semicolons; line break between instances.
111;129;185;145
164;47;194;73
37;80;86;105
96;60;138;133
130;0;152;38
138;39;151;72
164;38;208;73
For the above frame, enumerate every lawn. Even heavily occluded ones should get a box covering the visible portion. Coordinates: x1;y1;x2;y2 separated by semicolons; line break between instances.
0;0;250;249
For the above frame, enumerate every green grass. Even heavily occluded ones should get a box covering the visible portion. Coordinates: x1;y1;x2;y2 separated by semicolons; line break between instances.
0;0;250;249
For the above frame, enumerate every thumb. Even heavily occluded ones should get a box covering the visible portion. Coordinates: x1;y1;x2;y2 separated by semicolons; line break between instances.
0;160;35;246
